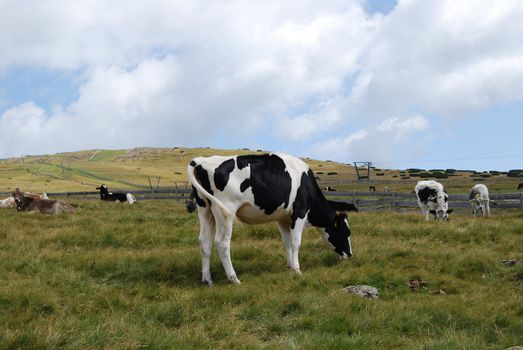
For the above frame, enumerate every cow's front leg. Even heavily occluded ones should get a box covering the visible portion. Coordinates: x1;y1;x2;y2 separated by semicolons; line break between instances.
198;207;215;286
214;213;240;284
289;219;306;275
278;222;292;269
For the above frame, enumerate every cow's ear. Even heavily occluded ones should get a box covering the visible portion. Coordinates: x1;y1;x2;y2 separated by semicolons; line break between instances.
447;209;454;214
328;200;358;212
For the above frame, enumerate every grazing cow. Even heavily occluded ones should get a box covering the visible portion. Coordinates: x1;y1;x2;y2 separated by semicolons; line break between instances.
13;192;75;214
415;180;453;221
187;153;358;285
369;186;376;192
518;183;523;191
96;184;136;204
325;186;336;191
0;195;15;208
469;184;496;216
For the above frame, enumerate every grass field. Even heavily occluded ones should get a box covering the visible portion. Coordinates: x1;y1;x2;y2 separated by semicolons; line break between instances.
1;199;522;349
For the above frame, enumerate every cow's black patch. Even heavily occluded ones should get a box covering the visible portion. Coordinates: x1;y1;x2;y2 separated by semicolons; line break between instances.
291;170;316;229
192;185;206;207
295;169;341;228
417;187;437;203
236;154;292;215
236;157;249;170
240;179;251;193
214;158;235;191
190;160;197;167
195;165;213;196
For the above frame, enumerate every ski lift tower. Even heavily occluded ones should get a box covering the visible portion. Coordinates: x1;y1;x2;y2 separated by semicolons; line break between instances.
353;162;372;182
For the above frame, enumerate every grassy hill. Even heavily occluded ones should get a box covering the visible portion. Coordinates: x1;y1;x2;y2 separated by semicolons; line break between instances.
1;147;522;194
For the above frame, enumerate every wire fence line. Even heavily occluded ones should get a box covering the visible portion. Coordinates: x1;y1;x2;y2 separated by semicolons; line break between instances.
2;188;522;212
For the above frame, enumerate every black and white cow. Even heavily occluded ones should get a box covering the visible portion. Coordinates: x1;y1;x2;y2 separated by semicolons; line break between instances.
96;184;136;204
415;180;453;221
324;186;336;191
186;153;358;285
469;184;496;216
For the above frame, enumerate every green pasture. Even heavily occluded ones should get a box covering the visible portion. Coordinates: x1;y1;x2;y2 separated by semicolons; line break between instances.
0;200;521;349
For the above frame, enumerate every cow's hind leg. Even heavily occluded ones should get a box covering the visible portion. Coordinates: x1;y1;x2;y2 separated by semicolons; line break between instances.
213;208;240;284
278;222;292;269
198;206;215;286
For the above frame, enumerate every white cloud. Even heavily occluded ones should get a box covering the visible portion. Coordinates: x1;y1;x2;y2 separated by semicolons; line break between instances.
1;0;523;164
348;0;523;117
312;115;430;161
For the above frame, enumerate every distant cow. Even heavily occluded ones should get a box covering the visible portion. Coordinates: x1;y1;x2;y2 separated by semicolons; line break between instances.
415;180;453;221
187;153;358;285
325;186;336;191
0;195;15;208
469;184;496;216
518;183;523;191
96;184;136;204
384;186;391;193
13;192;75;214
13;188;49;200
369;186;376;192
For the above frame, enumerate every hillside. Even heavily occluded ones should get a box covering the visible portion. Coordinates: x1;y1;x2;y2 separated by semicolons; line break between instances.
1;147;521;194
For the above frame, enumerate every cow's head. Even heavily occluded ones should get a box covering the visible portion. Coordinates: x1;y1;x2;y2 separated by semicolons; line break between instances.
469;194;487;214
321;200;357;258
426;190;453;221
96;184;109;194
322;212;352;258
12;191;26;211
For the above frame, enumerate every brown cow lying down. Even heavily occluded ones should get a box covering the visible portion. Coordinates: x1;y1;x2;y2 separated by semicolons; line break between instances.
13;192;75;214
13;188;49;200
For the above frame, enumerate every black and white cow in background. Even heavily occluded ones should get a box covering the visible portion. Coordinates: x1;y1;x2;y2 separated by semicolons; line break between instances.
415;180;453;221
186;153;358;286
469;184;496;216
324;186;336;191
96;184;136;204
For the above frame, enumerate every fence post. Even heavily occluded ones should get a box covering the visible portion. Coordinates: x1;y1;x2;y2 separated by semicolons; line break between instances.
174;182;180;202
353;190;356;206
391;192;397;210
520;193;523;212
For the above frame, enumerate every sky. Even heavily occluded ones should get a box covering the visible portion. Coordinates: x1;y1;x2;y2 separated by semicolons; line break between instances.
0;0;522;171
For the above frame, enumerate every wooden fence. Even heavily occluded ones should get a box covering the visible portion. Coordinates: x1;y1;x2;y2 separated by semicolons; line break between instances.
2;188;522;212
323;191;523;212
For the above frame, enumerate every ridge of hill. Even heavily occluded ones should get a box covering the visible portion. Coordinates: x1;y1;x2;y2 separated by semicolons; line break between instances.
1;147;521;193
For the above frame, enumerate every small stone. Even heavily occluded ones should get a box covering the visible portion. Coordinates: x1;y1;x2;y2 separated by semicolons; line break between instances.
341;285;379;299
502;259;521;266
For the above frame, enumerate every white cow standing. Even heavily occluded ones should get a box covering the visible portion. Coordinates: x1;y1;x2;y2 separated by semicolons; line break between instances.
469;184;495;216
415;180;453;221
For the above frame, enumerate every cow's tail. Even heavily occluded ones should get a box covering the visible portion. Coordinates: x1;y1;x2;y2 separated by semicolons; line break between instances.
126;193;136;205
187;162;237;219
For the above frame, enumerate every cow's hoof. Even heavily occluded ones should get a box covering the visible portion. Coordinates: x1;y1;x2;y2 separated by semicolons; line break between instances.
291;268;302;276
202;279;213;287
229;275;241;285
